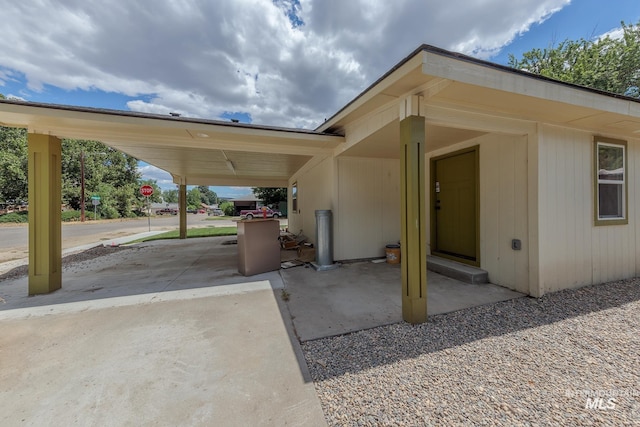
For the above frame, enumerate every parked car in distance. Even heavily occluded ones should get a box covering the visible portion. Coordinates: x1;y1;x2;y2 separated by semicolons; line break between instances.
208;208;224;216
240;208;282;220
156;208;178;215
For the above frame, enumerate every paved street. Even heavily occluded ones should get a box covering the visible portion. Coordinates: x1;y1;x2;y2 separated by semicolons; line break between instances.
0;215;245;264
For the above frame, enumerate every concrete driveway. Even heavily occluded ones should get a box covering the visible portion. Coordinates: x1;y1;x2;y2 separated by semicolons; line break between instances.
0;238;325;426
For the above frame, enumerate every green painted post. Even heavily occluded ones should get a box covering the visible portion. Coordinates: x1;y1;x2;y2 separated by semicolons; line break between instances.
400;115;427;324
179;184;187;239
28;134;62;295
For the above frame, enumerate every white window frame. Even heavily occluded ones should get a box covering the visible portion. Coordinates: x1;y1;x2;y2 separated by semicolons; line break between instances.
594;138;627;226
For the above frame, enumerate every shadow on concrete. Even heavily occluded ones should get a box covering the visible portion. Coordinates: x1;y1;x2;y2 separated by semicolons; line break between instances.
0;238;285;311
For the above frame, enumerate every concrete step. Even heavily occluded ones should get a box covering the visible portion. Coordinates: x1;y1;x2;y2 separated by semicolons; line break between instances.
427;255;489;284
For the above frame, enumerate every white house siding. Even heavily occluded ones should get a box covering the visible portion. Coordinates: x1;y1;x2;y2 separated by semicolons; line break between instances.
334;157;401;260
426;133;530;294
480;134;530;294
288;156;335;243
537;124;639;294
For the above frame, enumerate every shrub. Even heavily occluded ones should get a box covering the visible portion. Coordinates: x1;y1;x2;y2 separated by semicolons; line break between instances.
0;212;28;223
99;205;120;219
61;210;82;222
220;201;235;216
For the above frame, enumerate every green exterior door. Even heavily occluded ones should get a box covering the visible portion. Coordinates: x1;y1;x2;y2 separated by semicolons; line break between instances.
432;147;479;265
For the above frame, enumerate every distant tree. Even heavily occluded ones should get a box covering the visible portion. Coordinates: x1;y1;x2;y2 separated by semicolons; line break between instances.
252;187;287;206
162;188;179;204
509;21;640;97
0;126;28;204
61;139;141;218
220;201;235;216
197;185;218;205
187;187;202;209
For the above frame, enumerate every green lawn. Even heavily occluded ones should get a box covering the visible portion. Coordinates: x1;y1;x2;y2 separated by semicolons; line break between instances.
204;216;236;221
130;226;238;243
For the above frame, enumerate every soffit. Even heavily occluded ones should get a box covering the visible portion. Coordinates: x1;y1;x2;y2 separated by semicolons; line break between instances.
339;121;486;159
0;100;343;187
323;46;640;143
429;81;640;137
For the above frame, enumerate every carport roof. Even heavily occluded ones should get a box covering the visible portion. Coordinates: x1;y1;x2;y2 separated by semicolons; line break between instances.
0;99;343;187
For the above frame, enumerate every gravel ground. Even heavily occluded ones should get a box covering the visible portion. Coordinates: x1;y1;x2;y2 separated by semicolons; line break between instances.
302;279;640;426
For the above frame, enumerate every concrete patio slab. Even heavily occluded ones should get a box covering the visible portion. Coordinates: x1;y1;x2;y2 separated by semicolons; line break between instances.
280;261;525;341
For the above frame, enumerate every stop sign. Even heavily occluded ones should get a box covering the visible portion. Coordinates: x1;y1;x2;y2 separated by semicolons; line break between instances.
140;185;154;197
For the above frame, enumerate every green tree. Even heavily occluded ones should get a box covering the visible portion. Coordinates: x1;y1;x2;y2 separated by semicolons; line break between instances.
197;185;218;205
0;126;28;204
61;139;141;219
220;201;235;216
252;187;287;206
162;188;179;204
509;21;640;97
187;187;202;209
0;92;28;205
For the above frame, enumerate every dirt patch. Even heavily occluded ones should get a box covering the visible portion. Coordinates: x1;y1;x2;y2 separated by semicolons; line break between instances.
0;245;134;282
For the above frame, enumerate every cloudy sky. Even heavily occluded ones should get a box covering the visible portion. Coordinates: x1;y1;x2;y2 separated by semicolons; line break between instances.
1;0;638;196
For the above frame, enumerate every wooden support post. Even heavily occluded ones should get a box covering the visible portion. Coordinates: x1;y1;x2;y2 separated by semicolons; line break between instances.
179;184;187;239
28;134;62;295
400;103;427;324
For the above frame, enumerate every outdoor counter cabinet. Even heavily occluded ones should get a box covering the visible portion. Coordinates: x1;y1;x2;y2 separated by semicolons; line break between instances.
237;219;281;276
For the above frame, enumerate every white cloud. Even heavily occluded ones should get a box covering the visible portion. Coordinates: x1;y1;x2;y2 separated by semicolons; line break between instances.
6;94;26;101
139;164;175;190
598;27;625;41
0;0;570;128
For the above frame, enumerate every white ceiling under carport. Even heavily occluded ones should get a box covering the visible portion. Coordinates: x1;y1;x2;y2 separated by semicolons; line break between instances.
0;101;344;187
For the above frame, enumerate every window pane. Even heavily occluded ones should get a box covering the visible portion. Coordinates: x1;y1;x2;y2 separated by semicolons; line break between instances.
598;183;623;218
292;183;298;212
598;145;624;181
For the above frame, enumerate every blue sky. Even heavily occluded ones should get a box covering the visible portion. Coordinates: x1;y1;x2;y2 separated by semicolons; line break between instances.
1;0;638;198
493;0;639;64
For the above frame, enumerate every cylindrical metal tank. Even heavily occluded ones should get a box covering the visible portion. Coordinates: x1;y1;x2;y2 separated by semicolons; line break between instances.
315;209;333;266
